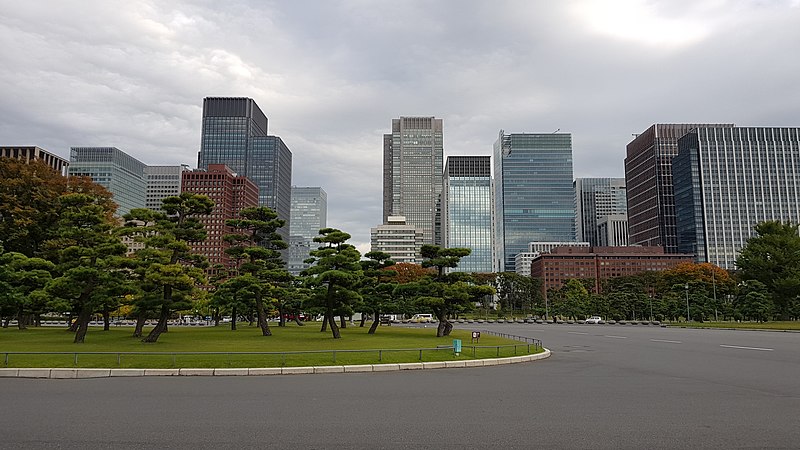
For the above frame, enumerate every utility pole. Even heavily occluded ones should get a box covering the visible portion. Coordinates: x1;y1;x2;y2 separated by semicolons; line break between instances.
685;283;690;321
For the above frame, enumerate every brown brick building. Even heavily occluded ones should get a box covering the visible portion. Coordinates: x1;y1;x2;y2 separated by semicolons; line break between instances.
181;164;259;274
530;246;694;296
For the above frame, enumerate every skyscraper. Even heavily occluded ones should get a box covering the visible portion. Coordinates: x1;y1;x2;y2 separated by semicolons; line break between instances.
288;186;327;275
144;165;189;212
383;116;444;245
624;124;733;253
181;164;259;275
370;216;424;264
443;155;492;272
574;178;628;246
197;97;292;241
674;126;800;270
493;131;576;272
68;147;147;216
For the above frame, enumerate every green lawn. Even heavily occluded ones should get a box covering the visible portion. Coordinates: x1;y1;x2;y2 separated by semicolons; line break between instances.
666;321;800;331
0;323;542;368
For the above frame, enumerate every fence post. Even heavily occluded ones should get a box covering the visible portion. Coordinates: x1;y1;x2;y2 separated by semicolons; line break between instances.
496;346;499;357
74;353;78;366
333;351;336;364
117;353;121;366
4;353;7;367
282;353;287;366
379;350;382;362
419;349;423;360
172;354;176;367
473;346;476;357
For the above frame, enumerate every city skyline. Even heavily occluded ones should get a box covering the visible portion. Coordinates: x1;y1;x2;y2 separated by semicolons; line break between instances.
2;1;799;254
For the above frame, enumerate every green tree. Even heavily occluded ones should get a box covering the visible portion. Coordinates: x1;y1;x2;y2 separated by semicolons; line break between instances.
736;280;773;322
0;250;55;329
303;228;362;339
359;251;396;334
222;206;290;336
494;272;537;318
122;193;213;343
737;221;800;320
45;193;128;343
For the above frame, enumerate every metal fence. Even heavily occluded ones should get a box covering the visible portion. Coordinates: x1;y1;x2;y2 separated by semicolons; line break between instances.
2;342;543;368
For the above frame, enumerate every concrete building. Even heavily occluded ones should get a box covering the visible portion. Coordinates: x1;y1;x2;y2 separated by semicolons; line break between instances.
288;186;327;275
674;126;800;270
624;124;733;253
181;164;259;275
515;241;590;276
1;146;69;174
530;246;693;296
383;116;444;245
575;178;627;246
144;165;189;212
494;130;576;272
197;97;292;242
443;156;492;273
597;214;629;247
370;216;424;264
68;147;147;217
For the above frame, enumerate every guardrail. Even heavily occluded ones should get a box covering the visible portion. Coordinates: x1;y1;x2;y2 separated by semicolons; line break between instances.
2;342;542;368
479;330;542;349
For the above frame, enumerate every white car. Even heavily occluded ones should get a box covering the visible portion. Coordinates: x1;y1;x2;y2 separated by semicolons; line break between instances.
585;316;604;324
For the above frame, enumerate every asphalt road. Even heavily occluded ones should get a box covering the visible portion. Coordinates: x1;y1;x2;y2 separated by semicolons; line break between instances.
1;324;798;449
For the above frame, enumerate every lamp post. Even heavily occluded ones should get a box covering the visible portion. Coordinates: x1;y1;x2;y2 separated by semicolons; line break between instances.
684;283;690;322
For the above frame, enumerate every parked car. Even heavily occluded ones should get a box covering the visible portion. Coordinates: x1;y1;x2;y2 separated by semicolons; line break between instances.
585;316;604;324
408;314;434;323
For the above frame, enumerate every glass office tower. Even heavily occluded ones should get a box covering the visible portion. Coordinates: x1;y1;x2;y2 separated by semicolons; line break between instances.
197;97;292;241
674;127;800;270
144;165;189;212
69;147;147;217
383;116;444;245
493;131;576;272
574;178;627;246
288;186;327;275
443;156;492;272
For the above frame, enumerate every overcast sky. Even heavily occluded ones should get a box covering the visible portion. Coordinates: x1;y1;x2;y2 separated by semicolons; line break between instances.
2;0;799;253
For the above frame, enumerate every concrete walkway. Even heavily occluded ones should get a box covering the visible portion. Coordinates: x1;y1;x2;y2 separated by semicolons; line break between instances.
0;349;550;378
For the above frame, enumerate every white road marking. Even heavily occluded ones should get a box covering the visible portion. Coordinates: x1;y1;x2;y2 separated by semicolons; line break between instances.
650;339;682;344
568;332;589;335
604;335;628;339
720;345;774;352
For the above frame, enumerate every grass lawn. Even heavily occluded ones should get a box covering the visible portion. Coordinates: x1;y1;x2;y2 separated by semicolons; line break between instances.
666;321;800;331
0;323;542;368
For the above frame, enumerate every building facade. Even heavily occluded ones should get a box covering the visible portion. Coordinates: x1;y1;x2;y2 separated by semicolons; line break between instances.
597;215;629;247
181;164;259;275
575;178;627;246
443;156;492;273
68;147;147;216
624;124;733;253
493;131;576;272
1;146;69;174
288;186;328;275
197;97;292;241
674;127;800;270
382;116;444;245
144;165;189;212
370;216;424;264
530;246;694;296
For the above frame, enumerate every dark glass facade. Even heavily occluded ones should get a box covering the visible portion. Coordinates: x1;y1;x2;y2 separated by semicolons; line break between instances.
493;131;576;272
197;97;292;242
624;124;733;253
674;127;800;269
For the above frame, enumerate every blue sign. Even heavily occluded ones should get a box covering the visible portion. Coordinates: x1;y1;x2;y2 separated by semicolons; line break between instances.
453;339;462;355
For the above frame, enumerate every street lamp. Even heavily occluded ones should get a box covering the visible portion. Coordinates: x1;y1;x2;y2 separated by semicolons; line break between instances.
684;283;690;322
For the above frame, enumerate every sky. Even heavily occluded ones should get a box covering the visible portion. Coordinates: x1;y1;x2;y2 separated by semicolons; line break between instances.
2;0;800;254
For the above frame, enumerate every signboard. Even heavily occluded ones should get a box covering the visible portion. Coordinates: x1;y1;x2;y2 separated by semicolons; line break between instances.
471;331;480;343
453;339;462;355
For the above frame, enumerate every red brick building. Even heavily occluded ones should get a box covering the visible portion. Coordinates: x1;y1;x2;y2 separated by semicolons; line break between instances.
181;164;259;274
530;246;694;296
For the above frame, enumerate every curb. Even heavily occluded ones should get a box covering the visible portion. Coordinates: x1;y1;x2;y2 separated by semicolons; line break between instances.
0;349;550;379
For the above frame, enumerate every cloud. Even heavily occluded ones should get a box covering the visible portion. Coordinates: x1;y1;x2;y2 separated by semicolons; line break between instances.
1;0;799;253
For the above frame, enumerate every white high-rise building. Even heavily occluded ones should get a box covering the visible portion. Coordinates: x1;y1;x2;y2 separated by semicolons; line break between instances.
370;216;424;264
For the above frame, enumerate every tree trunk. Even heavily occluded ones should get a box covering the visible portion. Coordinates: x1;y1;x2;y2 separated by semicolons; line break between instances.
142;304;170;343
293;312;304;326
102;305;110;331
73;305;93;344
328;311;341;339
231;305;238;331
340;315;347;329
2;316;9;328
320;313;328;332
278;305;286;327
434;309;451;337
133;312;146;338
360;314;367;327
255;294;272;336
17;306;27;330
213;307;220;327
368;309;380;335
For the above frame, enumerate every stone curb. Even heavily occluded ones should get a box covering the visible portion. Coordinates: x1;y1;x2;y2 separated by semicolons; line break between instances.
4;349;551;378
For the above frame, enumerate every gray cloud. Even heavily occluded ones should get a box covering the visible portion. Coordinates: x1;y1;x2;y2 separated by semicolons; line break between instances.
2;0;799;253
